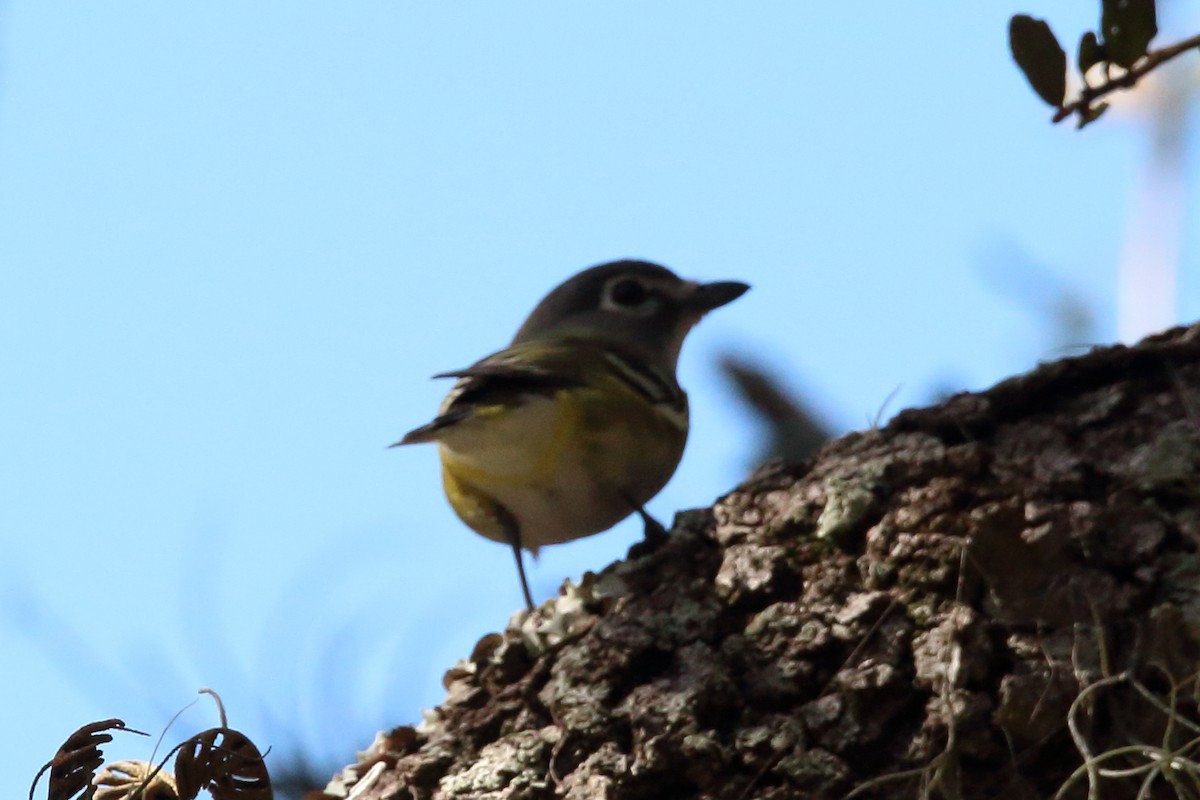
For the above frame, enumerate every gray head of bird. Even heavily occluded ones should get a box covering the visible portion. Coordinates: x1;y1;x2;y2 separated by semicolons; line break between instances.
511;260;750;375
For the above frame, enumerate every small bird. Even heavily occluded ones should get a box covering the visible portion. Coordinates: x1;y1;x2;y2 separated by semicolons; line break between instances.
394;260;749;609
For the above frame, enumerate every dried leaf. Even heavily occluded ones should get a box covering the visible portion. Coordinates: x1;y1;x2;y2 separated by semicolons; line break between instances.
1009;14;1068;107
31;720;142;800
174;728;272;800
1101;0;1157;68
92;761;178;800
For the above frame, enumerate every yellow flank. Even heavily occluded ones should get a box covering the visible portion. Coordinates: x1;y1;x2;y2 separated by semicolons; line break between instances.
440;460;508;541
440;392;582;489
431;367;687;550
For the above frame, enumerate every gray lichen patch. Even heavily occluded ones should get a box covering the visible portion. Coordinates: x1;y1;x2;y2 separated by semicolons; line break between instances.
437;727;556;797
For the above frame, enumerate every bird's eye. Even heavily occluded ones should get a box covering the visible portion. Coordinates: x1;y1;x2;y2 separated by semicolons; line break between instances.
610;279;647;307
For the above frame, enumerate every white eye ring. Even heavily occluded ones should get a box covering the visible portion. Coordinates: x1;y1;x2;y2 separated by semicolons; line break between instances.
601;277;659;317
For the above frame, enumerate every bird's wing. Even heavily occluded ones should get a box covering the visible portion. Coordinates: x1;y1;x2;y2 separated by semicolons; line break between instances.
392;342;588;446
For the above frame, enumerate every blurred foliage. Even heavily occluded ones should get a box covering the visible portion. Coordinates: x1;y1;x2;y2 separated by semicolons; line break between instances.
1008;0;1199;127
720;355;832;467
979;240;1098;355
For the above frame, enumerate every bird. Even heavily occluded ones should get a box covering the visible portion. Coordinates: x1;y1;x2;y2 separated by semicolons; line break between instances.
393;259;749;610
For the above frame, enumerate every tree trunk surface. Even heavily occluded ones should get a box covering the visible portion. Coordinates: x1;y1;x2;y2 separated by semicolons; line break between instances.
323;322;1200;800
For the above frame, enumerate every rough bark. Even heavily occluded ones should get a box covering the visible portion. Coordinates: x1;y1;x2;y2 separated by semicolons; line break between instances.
323;322;1200;800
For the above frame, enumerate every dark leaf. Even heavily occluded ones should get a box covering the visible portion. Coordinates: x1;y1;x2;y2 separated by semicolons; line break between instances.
1101;0;1157;68
1077;31;1106;77
174;728;272;800
1009;15;1068;107
30;720;143;800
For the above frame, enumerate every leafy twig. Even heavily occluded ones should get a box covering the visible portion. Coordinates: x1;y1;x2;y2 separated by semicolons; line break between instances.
1054;32;1200;124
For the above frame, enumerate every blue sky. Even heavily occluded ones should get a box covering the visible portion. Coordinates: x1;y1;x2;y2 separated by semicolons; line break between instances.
2;1;1197;794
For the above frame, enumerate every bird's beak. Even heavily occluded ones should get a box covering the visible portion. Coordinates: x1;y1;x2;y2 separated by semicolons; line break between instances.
686;280;751;313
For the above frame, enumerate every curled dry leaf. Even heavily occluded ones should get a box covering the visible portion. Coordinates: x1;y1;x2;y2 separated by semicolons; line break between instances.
92;761;178;800
173;728;272;800
30;720;141;800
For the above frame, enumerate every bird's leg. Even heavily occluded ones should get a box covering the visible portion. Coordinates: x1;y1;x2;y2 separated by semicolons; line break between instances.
623;499;670;561
510;538;534;612
497;506;534;611
620;491;668;546
634;505;668;542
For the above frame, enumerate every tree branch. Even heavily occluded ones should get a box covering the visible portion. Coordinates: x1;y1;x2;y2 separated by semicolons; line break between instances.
1054;32;1200;125
317;322;1200;799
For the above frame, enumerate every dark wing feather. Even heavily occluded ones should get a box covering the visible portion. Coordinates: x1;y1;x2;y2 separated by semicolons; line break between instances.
433;360;583;408
392;347;587;446
390;408;472;445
